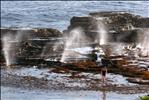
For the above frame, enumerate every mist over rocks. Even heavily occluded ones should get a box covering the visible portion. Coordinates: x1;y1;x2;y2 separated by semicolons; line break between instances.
64;11;149;43
0;11;149;66
63;16;99;42
1;11;149;85
0;28;63;66
1;28;63;39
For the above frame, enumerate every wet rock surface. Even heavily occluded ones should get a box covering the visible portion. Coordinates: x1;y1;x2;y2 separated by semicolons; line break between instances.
1;11;149;94
1;28;63;38
1;11;149;65
1;68;149;94
0;27;63;65
64;11;149;43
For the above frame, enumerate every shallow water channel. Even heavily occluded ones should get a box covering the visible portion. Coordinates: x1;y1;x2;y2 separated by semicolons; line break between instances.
1;67;148;100
2;86;146;100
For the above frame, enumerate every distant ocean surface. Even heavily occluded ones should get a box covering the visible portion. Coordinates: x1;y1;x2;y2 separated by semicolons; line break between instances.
1;1;149;31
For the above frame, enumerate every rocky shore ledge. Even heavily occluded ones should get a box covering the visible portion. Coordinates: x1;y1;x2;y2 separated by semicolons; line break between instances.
64;11;149;43
1;68;149;94
1;11;149;86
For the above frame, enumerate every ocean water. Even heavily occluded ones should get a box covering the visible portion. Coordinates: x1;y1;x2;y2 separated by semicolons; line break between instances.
1;86;146;100
1;1;149;31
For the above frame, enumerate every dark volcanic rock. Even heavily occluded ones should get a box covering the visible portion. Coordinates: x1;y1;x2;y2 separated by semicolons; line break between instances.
0;28;63;66
110;29;139;43
64;11;149;43
89;11;149;29
1;28;63;39
139;18;149;28
69;16;98;31
1;12;148;66
32;28;63;38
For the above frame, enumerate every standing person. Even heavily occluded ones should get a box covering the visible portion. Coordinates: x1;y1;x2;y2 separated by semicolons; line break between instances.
100;55;108;84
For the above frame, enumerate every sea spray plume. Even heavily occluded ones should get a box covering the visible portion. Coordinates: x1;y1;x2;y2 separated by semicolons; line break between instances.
60;27;89;62
110;43;126;55
40;39;63;61
53;41;63;51
40;42;58;59
2;34;14;66
65;27;89;48
110;29;149;57
40;42;51;59
137;29;149;56
52;41;64;61
2;30;26;66
95;19;108;45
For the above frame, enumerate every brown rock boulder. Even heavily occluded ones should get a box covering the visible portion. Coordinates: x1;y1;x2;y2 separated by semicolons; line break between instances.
1;28;62;39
